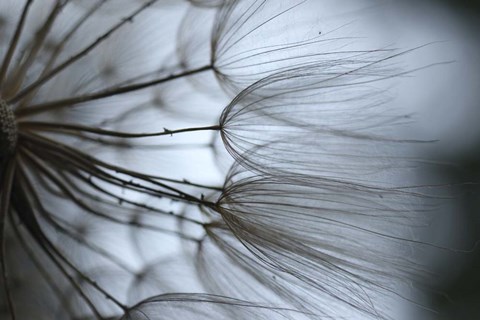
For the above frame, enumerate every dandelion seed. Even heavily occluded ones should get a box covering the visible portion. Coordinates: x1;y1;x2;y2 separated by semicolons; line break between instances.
202;163;435;319
216;58;432;182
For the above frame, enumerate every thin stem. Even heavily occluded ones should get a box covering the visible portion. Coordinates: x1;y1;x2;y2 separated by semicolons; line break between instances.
56;168;205;226
5;1;66;98
19;168;137;274
19;121;221;138
43;209;137;274
15;65;213;117
0;0;34;91
16;0;108;110
15;156;127;313
7;179;78;319
9;171;104;319
20;131;217;208
70;172;205;225
20;131;172;192
21;148;189;236
0;158;16;320
151;176;223;192
9;0;160;104
19;144;205;242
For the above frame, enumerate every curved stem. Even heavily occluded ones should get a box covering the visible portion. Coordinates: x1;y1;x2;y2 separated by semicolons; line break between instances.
16;0;108;110
0;0;33;91
9;0;160;104
14;64;212;116
5;1;66;98
0;158;16;320
19;121;221;138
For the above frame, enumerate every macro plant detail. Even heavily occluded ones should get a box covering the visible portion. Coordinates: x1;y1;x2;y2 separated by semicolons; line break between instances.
0;0;445;319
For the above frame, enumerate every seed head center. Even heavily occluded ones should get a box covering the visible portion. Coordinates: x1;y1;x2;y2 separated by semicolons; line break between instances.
0;99;17;156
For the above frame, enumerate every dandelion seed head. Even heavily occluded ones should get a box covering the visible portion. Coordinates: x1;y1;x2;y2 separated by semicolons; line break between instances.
0;1;453;319
0;99;17;156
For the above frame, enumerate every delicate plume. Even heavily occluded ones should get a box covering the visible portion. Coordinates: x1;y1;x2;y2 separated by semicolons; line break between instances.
178;0;380;96
216;56;433;184
203;163;435;319
121;293;299;320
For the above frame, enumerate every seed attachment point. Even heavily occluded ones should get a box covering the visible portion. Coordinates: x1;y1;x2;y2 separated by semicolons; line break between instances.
0;99;17;156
